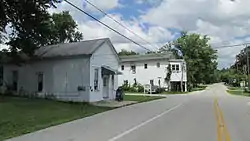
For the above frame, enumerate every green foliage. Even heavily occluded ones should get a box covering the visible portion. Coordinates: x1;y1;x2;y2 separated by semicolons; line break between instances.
118;49;139;56
121;83;144;93
165;64;172;83
233;46;250;75
0;1;82;59
1;0;55;55
219;68;246;87
50;11;83;44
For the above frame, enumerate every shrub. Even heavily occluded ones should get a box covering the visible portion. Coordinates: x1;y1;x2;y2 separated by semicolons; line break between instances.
137;84;144;93
156;88;166;93
121;83;144;93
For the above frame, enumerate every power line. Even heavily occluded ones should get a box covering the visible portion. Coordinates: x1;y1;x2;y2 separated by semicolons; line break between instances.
83;0;162;50
62;1;250;57
213;42;250;49
64;0;152;52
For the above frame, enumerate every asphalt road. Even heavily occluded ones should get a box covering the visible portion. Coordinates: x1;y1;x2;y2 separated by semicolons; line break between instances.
8;84;250;141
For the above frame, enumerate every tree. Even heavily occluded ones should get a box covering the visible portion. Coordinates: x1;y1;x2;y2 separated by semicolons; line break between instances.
160;32;218;87
233;46;250;75
50;11;83;44
219;68;246;87
1;0;56;56
118;49;139;56
0;1;82;58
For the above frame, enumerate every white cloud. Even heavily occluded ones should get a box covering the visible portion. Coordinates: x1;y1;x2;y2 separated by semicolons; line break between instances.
77;14;174;52
136;0;163;6
141;0;250;68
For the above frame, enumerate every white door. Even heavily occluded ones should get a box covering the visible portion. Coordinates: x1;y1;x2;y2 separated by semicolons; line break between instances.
103;75;109;99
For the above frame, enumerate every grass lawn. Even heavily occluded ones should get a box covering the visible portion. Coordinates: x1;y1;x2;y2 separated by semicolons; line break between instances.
191;85;207;91
0;97;112;140
227;90;250;96
227;86;244;91
124;95;165;103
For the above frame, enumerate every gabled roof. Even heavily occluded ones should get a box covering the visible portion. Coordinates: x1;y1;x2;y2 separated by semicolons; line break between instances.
119;53;174;62
35;38;109;58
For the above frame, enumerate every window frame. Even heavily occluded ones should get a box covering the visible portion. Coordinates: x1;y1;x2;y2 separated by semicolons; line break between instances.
150;80;154;86
37;72;44;92
131;65;136;74
171;64;176;71
94;68;99;91
0;66;3;86
12;70;18;91
176;64;180;71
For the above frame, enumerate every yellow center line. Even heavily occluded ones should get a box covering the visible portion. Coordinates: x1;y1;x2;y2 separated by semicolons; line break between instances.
214;99;223;141
214;98;231;141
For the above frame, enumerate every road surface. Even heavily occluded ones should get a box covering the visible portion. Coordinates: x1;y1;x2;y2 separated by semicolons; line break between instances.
8;84;250;141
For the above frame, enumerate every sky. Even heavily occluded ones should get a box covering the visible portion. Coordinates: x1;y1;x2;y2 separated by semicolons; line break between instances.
2;0;250;69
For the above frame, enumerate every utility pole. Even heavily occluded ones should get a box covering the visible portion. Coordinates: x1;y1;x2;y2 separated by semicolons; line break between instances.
180;61;184;92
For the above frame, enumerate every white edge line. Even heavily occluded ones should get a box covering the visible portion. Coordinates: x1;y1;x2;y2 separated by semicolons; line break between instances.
108;103;183;141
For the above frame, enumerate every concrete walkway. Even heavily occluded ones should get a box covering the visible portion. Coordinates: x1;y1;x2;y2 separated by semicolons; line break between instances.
91;100;138;108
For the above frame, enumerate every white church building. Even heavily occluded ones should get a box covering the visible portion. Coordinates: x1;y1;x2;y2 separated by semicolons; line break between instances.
118;53;187;92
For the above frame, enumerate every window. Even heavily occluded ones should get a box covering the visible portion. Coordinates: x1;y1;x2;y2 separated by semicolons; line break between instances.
157;62;160;68
131;65;136;74
171;65;176;71
0;66;3;86
12;70;18;91
111;75;114;86
124;80;128;85
94;68;99;91
121;65;124;71
150;80;154;86
176;64;180;71
144;64;148;69
37;72;44;92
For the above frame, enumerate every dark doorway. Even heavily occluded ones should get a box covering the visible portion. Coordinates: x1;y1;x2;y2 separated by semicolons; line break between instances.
37;73;44;92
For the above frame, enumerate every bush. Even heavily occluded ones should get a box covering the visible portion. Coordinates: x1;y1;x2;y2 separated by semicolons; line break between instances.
137;84;144;93
156;88;165;93
121;83;144;93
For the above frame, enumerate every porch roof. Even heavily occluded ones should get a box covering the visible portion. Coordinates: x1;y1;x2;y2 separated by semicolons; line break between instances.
101;66;122;75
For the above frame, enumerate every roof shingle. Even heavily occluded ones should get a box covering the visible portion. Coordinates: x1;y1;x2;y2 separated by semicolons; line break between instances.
35;38;108;58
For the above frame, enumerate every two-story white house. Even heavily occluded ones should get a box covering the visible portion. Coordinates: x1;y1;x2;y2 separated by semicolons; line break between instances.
118;53;187;92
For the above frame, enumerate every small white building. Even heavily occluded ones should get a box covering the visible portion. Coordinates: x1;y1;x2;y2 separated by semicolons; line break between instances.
118;54;187;92
3;38;120;102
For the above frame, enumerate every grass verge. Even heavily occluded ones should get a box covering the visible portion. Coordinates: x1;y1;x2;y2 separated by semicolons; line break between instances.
162;91;189;95
191;85;207;91
226;90;250;96
227;87;244;91
124;95;164;103
0;97;112;140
